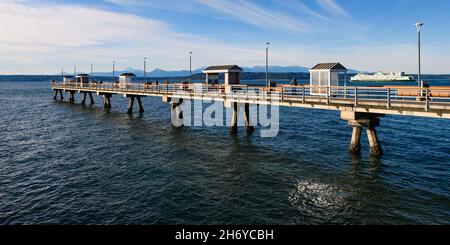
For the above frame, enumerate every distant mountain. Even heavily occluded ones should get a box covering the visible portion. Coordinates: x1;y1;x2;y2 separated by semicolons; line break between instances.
243;66;310;73
92;67;204;78
89;66;359;78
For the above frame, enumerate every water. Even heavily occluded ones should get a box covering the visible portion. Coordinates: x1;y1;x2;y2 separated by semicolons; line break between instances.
0;78;449;225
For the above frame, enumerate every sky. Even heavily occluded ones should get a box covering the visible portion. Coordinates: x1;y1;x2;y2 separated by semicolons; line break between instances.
0;0;449;74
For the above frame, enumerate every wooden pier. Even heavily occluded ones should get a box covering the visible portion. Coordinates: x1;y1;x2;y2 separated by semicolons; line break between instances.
51;64;450;156
51;81;450;157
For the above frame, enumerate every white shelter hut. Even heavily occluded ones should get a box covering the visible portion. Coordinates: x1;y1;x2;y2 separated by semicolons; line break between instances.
75;74;90;84
309;63;347;95
63;75;74;84
203;65;243;85
119;73;136;89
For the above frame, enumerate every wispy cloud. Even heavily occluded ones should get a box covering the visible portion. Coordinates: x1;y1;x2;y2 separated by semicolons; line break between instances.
0;1;297;74
103;0;203;14
315;0;349;18
277;0;329;21
196;0;309;34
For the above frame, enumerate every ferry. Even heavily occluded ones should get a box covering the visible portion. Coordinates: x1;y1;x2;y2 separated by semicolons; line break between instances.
351;72;415;82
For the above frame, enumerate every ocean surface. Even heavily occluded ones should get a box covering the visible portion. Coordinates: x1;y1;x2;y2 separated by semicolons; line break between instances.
0;77;449;225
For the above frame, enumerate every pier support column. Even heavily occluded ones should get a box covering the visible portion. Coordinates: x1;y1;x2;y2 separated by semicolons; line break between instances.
81;92;87;105
341;111;384;157
103;94;112;109
69;91;75;103
349;126;362;155
230;102;239;134
367;126;383;156
127;96;135;114
136;96;144;113
54;90;64;100
89;92;95;105
244;103;254;133
170;98;184;127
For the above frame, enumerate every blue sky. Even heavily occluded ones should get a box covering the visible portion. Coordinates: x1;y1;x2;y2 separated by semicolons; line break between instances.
0;0;449;74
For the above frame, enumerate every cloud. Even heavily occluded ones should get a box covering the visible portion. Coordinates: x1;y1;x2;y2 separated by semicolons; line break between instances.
196;0;309;34
0;1;448;74
315;0;349;18
0;2;271;73
277;0;329;21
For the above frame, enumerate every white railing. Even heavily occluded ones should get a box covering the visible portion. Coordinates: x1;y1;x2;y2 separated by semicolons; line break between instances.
51;81;450;112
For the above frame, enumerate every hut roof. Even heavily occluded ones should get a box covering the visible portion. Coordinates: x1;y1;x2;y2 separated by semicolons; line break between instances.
203;65;243;73
310;63;347;71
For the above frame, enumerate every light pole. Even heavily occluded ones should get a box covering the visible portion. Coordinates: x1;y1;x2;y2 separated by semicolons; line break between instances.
90;64;93;77
144;57;147;82
74;66;76;77
415;22;424;87
189;52;192;83
265;42;270;87
61;67;64;81
112;61;116;81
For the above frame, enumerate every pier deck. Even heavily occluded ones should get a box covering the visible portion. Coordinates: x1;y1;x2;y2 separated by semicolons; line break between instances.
52;82;450;119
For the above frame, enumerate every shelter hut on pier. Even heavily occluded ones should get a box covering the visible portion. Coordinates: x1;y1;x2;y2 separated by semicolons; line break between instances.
63;75;74;84
203;65;243;85
75;74;90;84
119;73;136;89
309;63;347;95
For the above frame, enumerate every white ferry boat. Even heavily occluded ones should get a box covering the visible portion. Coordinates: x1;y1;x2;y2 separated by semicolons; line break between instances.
351;72;414;82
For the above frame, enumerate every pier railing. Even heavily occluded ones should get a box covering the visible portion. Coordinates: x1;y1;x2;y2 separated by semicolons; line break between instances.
51;81;450;112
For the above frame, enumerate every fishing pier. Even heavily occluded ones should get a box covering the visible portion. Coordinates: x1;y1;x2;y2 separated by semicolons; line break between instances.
51;63;450;157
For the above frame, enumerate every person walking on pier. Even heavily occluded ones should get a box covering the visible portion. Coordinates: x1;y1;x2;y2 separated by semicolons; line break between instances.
291;78;298;95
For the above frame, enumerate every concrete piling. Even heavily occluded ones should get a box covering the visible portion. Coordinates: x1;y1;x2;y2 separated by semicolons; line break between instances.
349;126;362;154
136;96;144;113
127;96;135;114
89;92;95;105
367;127;383;156
170;99;184;127
81;92;87;105
341;111;384;157
230;103;239;134
102;94;112;109
244;103;254;133
69;91;75;103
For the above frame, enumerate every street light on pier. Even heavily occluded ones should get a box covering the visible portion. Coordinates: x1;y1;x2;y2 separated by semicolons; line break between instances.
265;42;270;87
415;22;424;87
74;66;76;77
112;61;116;81
90;64;93;78
144;57;148;82
189;52;193;83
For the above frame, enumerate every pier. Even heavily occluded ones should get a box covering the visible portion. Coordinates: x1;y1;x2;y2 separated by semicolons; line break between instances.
51;64;450;157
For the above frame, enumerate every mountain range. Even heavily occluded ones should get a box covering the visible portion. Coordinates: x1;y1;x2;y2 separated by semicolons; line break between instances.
86;66;323;77
68;65;361;78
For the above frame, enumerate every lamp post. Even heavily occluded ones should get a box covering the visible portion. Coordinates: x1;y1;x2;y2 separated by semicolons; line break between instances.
61;67;64;81
74;66;76;77
144;57;147;82
415;22;424;87
112;61;116;81
189;52;192;83
90;64;93;77
265;42;270;87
